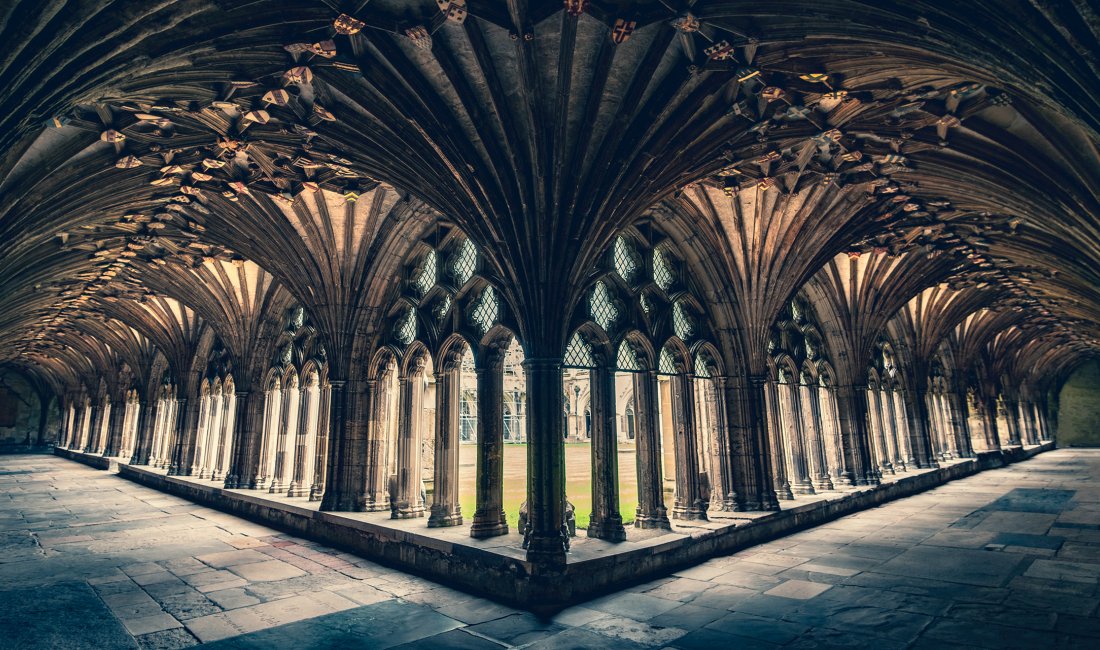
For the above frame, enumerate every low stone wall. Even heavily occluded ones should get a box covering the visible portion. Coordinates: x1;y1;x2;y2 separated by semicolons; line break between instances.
53;446;113;470
70;442;1055;611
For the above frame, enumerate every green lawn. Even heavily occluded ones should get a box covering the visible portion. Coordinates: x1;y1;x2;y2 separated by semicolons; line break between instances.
455;442;638;531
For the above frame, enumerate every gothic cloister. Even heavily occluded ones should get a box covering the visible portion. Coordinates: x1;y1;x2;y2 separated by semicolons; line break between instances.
2;0;1100;646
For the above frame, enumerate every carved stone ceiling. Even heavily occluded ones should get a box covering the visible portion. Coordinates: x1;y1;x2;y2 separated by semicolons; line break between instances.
1;0;1098;385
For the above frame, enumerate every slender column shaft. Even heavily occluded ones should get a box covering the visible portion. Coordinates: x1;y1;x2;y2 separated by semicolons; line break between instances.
103;399;125;457
782;382;815;494
522;357;568;563
363;377;390;510
130;401;155;464
471;355;507;538
309;384;332;501
833;385;877;485
764;381;794;499
320;379;370;511
905;388;939;468
1003;398;1022;446
223;391;256;488
708;377;736;511
670;374;706;520
288;385;312;497
587;363;625;540
980;396;1001;450
429;367;463;527
83;404;100;452
800;384;833;491
392;364;426;519
632;371;669;528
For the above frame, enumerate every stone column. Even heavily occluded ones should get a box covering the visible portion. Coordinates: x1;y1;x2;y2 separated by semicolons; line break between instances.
708;376;737;511
903;387;938;468
103;399;125;457
223;392;255;487
429;363;463;527
522;356;568;563
129;401;154;464
363;377;390;510
288;384;312;497
632;370;670;528
320;379;372;512
764;381;794;499
889;390;913;467
471;350;508;537
167;398;195;475
212;394;232;481
833;384;878;485
980;395;1001;451
587;361;625;540
82;403;100;453
191;397;210;477
884;390;907;469
309;384;332;501
867;390;892;476
782;382;815;494
269;386;294;492
1003;398;1022;446
670;374;707;520
392;358;426;518
800;383;833;491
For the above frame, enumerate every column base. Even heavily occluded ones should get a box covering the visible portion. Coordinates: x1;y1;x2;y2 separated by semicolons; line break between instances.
391;504;426;519
525;534;569;564
308;483;324;502
671;505;708;521
587;518;627;542
287;483;309;498
428;506;463;528
776;481;795;500
470;510;509;538
792;480;816;496
812;476;834;492
267;480;284;494
633;509;671;529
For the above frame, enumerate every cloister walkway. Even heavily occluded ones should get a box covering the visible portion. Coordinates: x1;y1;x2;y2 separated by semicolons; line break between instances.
1;449;1099;649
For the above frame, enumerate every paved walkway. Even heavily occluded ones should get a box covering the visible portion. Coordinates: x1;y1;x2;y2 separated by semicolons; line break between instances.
1;450;1099;649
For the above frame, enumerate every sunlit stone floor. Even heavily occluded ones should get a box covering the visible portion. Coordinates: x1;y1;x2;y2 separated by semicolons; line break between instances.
2;450;1099;649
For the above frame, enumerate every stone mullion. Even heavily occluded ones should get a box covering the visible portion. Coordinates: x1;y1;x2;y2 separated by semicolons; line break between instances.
670;373;706;520
800;383;833;491
782;382;815;494
320;379;373;512
471;355;508;538
309;384;332;501
632;370;670;528
587;361;625;541
223;392;255;488
168;398;195;475
764;381;794;499
936;393;957;458
429;366;463;527
709;376;736;511
522;357;568;562
392;363;426;519
288;385;312;497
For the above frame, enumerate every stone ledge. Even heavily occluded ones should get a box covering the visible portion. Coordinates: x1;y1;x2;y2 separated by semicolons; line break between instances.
63;442;1055;612
53;446;114;470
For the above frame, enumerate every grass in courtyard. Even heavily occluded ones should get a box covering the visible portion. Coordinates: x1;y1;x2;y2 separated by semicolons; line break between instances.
456;443;638;531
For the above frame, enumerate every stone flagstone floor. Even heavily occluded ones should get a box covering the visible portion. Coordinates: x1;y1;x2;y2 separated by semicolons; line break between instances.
1;449;1099;649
